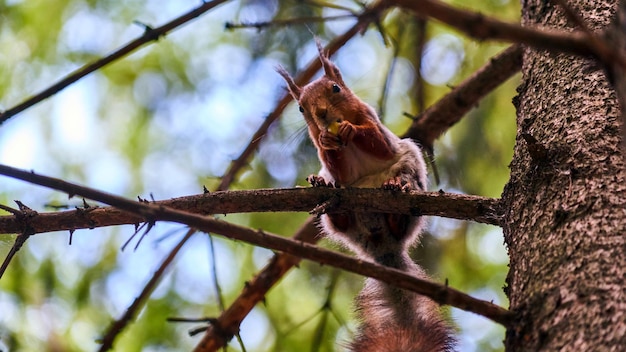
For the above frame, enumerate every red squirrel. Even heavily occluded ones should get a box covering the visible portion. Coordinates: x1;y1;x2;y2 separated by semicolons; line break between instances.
278;40;455;352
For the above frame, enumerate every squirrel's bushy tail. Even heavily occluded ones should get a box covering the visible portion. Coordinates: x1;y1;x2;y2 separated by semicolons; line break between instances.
348;253;456;352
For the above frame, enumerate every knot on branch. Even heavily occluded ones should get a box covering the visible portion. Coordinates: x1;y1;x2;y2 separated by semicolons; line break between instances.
12;200;38;236
75;199;99;229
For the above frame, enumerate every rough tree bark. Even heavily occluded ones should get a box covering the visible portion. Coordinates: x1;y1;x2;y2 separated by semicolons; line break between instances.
502;0;625;351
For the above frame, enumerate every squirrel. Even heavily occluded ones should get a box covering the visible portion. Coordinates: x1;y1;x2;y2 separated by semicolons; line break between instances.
277;40;455;352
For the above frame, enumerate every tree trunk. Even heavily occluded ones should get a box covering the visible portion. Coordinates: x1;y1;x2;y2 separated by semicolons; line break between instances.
502;0;625;351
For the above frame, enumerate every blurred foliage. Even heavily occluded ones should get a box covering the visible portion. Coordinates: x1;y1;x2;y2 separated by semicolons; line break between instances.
0;0;519;351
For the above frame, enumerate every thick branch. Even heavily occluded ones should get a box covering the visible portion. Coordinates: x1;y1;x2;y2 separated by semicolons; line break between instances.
0;177;501;236
0;0;230;124
390;0;626;72
390;0;593;57
0;165;512;327
194;218;319;351
403;44;522;146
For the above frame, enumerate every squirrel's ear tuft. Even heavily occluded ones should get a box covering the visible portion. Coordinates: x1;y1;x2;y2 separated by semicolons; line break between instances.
315;37;345;85
276;65;301;100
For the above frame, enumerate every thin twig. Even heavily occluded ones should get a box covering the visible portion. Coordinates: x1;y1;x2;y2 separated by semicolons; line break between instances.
377;34;401;120
0;0;230;125
310;270;341;352
98;228;195;351
0;233;30;280
225;14;356;30
0;204;20;216
412;17;428;115
194;219;320;350
207;235;225;311
406;15;442;185
0;201;37;279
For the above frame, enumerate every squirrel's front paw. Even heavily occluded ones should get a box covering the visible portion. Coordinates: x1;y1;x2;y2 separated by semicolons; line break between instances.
319;131;343;150
382;176;412;192
337;121;355;145
307;175;339;188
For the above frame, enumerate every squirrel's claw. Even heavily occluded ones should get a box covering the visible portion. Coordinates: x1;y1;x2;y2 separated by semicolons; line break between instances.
382;176;412;192
307;175;339;188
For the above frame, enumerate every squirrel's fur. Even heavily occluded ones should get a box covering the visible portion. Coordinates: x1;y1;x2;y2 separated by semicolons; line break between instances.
278;39;455;352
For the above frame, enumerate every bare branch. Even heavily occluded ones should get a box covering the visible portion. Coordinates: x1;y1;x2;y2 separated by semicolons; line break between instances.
389;0;626;72
0;0;230;125
0;165;512;328
98;229;195;351
412;17;428;115
225;14;356;30
403;44;523;147
0;201;38;279
0;177;501;237
194;218;319;351
390;0;592;57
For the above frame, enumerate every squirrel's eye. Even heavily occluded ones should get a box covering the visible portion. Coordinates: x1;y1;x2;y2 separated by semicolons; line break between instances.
299;106;304;113
332;84;341;93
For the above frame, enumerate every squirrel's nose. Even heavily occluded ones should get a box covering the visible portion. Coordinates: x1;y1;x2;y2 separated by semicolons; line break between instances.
315;108;327;119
